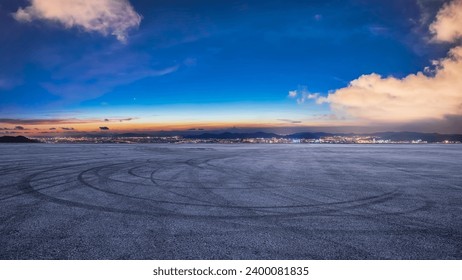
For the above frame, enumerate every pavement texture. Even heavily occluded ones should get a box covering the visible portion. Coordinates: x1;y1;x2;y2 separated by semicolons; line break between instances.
0;144;461;259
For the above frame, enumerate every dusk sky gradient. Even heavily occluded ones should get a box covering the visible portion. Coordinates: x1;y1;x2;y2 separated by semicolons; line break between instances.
1;0;461;135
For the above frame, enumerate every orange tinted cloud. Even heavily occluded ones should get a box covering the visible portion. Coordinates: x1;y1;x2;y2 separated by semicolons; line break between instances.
430;0;462;42
316;0;462;124
13;0;141;42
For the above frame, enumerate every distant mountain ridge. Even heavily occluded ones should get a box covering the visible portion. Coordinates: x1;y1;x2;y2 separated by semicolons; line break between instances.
23;131;462;143
184;132;280;139
184;131;462;142
0;136;40;143
71;130;462;143
369;132;462;142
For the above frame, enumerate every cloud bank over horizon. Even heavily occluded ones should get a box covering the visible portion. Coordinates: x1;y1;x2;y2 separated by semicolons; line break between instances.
295;0;462;125
13;0;142;42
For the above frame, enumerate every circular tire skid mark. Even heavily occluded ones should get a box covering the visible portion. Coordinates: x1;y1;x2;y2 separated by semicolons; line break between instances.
18;154;430;219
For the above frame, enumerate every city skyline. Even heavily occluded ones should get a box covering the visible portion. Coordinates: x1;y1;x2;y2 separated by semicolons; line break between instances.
1;0;462;135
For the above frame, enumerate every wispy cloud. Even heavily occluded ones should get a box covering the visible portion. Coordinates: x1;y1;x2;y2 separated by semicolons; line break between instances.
0;77;20;90
99;126;110;130
0;118;98;125
308;0;462;124
0;117;138;128
367;25;390;36
0;131;18;134
39;47;179;102
312;114;339;121
277;119;302;124
104;117;137;122
288;87;320;104
13;0;142;42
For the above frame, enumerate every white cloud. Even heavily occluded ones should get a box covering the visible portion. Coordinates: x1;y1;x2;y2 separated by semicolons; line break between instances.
313;0;462;124
288;87;319;104
288;90;297;98
13;0;142;42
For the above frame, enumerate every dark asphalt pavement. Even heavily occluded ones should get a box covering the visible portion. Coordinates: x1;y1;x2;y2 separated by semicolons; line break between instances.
0;144;461;259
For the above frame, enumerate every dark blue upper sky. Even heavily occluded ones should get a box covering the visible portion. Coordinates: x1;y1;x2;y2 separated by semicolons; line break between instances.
1;0;458;133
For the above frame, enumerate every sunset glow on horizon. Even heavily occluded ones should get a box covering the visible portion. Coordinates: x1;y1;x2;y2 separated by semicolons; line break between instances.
1;0;462;135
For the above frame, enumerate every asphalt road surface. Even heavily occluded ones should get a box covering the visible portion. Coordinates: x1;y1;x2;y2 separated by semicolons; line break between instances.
1;144;461;259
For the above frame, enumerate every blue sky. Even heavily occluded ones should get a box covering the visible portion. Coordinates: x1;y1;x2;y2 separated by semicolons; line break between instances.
1;0;461;134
